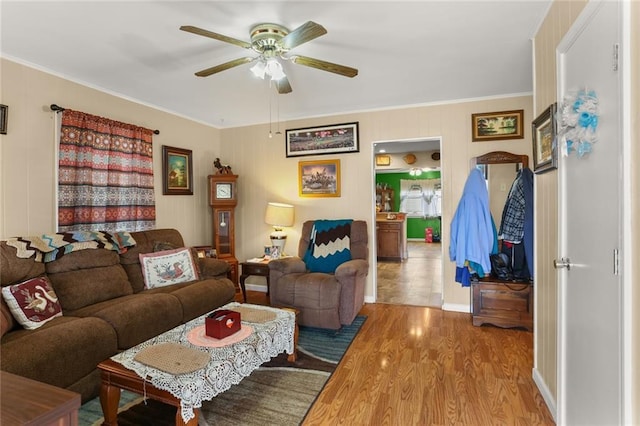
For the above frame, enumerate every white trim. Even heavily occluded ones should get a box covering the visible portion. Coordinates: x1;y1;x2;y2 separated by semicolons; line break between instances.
620;1;633;423
441;303;470;313
0;55;219;130
533;367;558;423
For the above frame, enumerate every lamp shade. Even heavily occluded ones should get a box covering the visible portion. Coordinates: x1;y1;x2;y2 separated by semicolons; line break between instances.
265;202;294;228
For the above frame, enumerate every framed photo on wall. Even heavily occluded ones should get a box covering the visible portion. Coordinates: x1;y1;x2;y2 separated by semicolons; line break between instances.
286;122;359;157
162;145;193;195
298;159;341;197
471;109;524;141
532;103;557;174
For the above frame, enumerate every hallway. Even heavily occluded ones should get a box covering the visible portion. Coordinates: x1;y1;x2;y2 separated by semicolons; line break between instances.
376;241;442;307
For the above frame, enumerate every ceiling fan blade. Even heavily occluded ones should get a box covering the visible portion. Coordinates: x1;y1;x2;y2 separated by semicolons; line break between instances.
280;21;327;50
275;77;292;94
290;55;358;78
195;57;255;77
180;25;252;49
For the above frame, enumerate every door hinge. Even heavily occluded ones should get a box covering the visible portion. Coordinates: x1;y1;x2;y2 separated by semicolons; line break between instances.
613;249;620;275
613;43;619;71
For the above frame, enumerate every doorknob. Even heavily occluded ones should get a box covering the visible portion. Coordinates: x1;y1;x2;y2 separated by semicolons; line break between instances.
553;257;572;270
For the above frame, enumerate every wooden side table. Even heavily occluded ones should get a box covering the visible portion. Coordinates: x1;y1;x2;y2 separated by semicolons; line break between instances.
1;371;81;426
239;261;270;302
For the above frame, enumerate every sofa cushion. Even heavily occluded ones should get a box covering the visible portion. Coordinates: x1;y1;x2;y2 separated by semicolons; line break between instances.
45;249;133;311
0;316;118;389
303;220;353;273
1;298;16;337
1;276;62;329
0;241;46;285
142;278;236;322
66;293;183;349
139;248;199;289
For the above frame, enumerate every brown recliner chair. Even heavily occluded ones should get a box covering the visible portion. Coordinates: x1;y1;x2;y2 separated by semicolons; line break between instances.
268;220;368;330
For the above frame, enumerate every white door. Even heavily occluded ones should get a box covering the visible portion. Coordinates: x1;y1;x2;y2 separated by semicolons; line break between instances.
556;1;622;424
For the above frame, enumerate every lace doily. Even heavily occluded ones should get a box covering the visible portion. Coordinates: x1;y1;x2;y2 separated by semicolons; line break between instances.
110;302;295;423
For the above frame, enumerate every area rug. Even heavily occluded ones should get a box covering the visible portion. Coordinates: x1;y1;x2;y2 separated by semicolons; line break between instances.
78;315;366;426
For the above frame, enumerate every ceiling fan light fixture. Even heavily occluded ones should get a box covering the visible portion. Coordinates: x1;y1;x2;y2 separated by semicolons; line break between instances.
266;59;286;81
250;60;266;79
409;167;423;176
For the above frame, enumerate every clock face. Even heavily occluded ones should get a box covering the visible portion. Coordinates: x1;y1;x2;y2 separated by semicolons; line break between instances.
216;183;232;199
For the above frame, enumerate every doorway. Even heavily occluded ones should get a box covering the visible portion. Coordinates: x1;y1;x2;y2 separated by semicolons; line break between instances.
372;137;443;307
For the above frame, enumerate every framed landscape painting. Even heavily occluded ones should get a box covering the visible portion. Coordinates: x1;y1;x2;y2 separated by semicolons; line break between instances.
471;110;524;141
286;122;359;157
162;145;193;195
298;159;341;197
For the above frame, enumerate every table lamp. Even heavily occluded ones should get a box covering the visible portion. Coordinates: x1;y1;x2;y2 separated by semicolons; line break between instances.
264;202;295;256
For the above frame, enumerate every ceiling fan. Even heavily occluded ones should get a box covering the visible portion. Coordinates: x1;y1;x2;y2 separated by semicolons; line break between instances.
180;21;358;94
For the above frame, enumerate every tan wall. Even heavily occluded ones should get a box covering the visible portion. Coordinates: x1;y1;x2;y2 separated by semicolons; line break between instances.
221;96;533;309
0;56;534;310
532;0;588;409
0;58;222;246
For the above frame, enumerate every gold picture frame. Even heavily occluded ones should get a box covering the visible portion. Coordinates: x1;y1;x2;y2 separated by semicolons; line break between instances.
298;159;341;198
472;109;524;141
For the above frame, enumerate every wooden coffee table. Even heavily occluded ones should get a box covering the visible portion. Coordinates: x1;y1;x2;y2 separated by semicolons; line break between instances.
97;303;296;425
98;358;197;426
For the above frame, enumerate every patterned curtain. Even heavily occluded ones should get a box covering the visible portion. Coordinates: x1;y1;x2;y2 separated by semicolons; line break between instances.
58;109;156;232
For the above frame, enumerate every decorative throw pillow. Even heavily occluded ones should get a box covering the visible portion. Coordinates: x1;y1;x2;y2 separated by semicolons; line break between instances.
303;219;353;273
1;276;62;330
139;247;199;289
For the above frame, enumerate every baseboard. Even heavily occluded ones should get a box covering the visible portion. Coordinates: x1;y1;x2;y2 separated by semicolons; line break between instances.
364;295;376;304
441;303;471;313
245;283;267;293
532;367;557;423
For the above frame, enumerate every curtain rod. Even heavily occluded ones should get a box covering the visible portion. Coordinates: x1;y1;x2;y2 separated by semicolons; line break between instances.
50;104;160;135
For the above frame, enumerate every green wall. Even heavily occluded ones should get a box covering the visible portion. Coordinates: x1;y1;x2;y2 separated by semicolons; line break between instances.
375;171;441;240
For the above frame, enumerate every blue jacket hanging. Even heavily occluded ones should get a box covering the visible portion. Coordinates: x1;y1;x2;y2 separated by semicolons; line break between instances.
449;168;495;286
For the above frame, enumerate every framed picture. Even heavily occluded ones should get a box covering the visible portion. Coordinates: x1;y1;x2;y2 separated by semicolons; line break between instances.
532;103;557;174
298;159;341;197
162;145;193;195
375;154;391;166
193;245;217;258
471;109;524;141
286;122;359;157
0;104;7;135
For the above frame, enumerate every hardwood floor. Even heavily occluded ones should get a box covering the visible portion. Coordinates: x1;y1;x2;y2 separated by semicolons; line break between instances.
238;291;555;425
377;241;442;307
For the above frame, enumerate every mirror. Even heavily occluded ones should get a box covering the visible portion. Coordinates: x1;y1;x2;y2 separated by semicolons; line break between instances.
472;151;529;232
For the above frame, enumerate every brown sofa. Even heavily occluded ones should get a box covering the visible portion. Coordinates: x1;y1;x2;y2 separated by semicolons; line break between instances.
268;220;368;330
0;228;236;402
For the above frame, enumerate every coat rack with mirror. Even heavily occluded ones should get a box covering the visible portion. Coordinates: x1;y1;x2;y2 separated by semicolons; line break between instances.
470;150;533;331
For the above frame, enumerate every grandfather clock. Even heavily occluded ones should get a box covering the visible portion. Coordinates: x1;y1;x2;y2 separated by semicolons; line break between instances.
209;174;239;287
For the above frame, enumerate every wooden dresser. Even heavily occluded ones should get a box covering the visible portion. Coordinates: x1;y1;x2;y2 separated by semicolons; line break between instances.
471;278;533;331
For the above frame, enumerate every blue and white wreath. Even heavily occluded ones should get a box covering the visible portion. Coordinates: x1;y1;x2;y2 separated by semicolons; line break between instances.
558;89;599;158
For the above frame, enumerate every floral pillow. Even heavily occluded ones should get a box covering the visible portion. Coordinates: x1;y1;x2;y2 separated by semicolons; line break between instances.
1;276;63;330
139;247;199;289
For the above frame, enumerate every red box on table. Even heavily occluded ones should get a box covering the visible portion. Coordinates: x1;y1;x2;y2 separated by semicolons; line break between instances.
205;309;241;339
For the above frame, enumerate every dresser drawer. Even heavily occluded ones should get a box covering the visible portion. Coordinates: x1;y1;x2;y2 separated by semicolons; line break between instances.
472;280;533;331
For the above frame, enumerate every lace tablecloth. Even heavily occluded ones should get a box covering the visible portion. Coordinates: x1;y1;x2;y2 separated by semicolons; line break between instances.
110;302;295;423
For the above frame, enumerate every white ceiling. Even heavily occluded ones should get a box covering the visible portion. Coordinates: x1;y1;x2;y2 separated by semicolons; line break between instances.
0;1;550;129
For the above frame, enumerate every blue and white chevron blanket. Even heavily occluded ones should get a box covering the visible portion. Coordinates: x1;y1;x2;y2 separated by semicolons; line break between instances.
303;219;353;273
5;231;136;263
